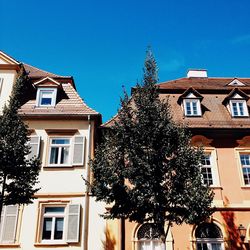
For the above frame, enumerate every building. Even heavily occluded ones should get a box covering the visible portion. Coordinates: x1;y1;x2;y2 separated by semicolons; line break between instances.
104;69;250;250
0;51;105;250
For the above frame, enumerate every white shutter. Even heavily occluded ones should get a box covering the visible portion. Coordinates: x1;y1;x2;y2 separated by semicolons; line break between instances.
0;206;5;241
27;136;41;160
72;136;85;166
1;205;18;243
66;204;80;243
0;78;3;96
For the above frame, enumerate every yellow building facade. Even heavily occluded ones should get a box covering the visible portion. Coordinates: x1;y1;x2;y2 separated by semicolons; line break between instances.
104;69;250;250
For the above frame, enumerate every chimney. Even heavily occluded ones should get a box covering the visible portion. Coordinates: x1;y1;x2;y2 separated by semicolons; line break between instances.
187;69;207;78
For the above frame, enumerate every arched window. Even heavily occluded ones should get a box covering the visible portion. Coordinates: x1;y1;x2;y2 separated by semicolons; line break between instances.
137;223;162;250
195;222;224;250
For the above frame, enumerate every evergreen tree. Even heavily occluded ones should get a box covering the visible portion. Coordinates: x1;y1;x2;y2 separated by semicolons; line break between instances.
0;65;40;219
91;50;214;246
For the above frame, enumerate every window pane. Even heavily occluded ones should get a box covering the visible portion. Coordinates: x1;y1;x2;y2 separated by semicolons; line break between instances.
211;243;222;250
60;147;69;164
50;147;59;164
186;102;191;115
232;102;238;116
40;91;53;106
45;207;65;213
192;101;198;115
42;218;52;240
239;102;244;116
41;98;52;105
54;218;64;240
52;139;70;145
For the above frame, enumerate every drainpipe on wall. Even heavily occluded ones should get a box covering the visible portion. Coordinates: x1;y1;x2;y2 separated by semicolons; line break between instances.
83;115;92;250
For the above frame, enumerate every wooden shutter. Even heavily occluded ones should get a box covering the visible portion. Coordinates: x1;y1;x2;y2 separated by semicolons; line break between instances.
66;204;80;243
1;205;18;243
27;136;41;160
72;136;85;166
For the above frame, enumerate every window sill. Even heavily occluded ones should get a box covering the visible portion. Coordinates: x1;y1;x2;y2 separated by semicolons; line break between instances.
210;186;223;190
45;165;73;168
34;242;68;247
0;244;20;248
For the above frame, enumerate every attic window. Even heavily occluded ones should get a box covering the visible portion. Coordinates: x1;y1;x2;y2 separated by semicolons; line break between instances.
36;88;57;107
230;100;248;117
183;98;202;116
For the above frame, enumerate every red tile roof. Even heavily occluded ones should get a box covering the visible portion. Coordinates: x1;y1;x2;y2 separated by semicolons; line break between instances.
104;76;250;129
23;63;70;79
19;83;99;117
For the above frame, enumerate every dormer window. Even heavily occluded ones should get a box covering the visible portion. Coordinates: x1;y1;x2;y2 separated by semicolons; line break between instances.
230;100;248;117
183;99;201;116
223;88;249;118
36;88;57;107
34;77;60;107
178;88;203;117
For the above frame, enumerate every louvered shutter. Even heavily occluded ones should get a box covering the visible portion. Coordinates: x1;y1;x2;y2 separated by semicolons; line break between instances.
66;204;80;243
27;136;41;160
0;78;3;95
1;205;18;243
72;136;85;166
0;206;5;241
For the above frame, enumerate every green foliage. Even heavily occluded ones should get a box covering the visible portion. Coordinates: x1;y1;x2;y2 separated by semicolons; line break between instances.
91;50;214;239
0;65;40;207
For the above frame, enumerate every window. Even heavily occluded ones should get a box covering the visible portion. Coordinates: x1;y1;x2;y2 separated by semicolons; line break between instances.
48;136;85;167
49;138;70;166
42;207;65;241
230;100;248;117
0;205;19;244
201;154;213;186
240;154;250;185
137;223;162;250
195;223;224;250
36;88;57;107
40;204;80;244
184;99;201;116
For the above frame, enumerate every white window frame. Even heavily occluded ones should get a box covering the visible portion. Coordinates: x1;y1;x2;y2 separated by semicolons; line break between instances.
183;99;201;116
47;135;85;167
48;137;72;167
229;99;248;117
238;152;250;186
41;205;66;244
36;88;57;107
196;239;224;250
201;150;220;187
38;203;80;244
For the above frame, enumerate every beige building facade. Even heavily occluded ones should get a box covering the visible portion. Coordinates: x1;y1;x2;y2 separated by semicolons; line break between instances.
0;51;106;250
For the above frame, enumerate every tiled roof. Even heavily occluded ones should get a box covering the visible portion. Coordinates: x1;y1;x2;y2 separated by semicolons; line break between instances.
23;63;70;78
103;76;250;129
158;77;250;90
19;83;99;117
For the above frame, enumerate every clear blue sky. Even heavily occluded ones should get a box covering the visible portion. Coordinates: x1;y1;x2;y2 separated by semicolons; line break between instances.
1;0;250;122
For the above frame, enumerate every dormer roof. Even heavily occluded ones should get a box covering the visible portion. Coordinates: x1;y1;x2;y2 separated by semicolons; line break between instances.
226;78;246;87
222;88;249;105
33;77;61;87
177;87;203;104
